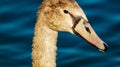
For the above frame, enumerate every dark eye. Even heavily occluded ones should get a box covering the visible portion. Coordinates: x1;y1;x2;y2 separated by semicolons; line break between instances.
63;10;69;14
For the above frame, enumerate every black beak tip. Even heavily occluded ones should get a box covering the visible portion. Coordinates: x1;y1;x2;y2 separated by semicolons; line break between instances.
103;42;108;52
99;42;108;52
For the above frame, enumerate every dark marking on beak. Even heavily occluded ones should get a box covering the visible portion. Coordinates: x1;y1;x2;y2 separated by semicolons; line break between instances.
72;16;86;36
72;16;88;32
84;21;91;33
85;26;91;33
72;17;81;29
72;16;83;36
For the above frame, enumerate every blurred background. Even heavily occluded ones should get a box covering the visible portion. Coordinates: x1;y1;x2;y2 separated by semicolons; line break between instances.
0;0;120;67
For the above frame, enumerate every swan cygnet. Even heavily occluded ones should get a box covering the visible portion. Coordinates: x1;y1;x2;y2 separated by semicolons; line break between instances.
32;0;108;67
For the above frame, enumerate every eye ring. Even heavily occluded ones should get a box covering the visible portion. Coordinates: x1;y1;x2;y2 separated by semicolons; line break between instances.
63;10;69;14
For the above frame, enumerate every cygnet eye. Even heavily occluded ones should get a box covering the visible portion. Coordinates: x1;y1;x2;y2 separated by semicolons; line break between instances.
63;10;69;14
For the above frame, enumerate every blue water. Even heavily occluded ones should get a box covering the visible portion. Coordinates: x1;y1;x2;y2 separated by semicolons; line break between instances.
0;0;120;67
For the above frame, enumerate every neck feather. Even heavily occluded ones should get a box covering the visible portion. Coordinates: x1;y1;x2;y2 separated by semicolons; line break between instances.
32;20;58;67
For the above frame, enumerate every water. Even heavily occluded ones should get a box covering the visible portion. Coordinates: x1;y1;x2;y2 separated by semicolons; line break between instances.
0;0;120;67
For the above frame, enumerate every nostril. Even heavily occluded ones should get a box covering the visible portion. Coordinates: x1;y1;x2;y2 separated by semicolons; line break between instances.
85;26;91;33
103;42;108;52
84;22;91;34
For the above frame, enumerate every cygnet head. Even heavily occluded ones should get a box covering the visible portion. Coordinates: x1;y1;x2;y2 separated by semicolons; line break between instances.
39;0;108;52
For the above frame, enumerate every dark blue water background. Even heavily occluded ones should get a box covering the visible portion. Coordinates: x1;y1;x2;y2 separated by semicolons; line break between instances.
0;0;120;67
